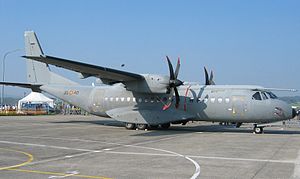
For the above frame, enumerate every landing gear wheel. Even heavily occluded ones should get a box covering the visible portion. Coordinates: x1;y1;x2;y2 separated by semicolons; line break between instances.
161;123;171;129
254;126;263;134
136;124;148;130
125;123;136;130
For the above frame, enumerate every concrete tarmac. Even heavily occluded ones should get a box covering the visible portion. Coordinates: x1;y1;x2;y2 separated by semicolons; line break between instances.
0;115;300;179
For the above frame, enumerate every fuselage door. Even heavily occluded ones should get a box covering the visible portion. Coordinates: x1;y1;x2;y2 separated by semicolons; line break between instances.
232;95;247;117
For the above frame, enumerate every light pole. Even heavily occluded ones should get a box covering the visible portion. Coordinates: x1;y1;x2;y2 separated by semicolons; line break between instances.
1;49;22;110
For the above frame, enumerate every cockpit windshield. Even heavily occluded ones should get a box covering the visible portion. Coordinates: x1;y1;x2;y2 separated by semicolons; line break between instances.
266;91;278;99
252;91;278;100
252;92;262;100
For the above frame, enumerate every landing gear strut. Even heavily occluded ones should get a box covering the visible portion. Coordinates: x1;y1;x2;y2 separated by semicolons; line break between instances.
253;124;264;134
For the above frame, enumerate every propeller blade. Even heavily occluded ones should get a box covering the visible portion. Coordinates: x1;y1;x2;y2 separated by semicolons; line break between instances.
174;57;180;79
204;67;209;85
174;87;180;108
210;70;215;85
166;56;175;80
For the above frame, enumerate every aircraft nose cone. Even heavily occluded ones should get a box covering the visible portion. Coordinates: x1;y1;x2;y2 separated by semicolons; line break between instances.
292;108;297;118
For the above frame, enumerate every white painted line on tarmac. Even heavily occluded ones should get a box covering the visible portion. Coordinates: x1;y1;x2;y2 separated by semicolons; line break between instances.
49;171;79;178
0;140;94;152
187;155;295;164
185;156;201;179
0;136;201;179
293;150;300;179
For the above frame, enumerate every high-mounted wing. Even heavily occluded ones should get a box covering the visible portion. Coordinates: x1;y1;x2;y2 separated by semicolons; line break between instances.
23;55;145;84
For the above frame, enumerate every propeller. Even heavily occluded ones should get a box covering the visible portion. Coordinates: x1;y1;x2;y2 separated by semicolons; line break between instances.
204;67;215;85
165;56;183;108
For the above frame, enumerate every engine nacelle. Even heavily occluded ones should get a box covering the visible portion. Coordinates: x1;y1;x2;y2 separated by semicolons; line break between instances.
125;74;170;94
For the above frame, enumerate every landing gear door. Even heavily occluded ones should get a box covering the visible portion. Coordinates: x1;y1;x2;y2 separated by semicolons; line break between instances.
232;96;247;117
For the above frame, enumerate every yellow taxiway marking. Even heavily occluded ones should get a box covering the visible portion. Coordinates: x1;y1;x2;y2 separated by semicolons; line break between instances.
7;169;112;179
0;148;34;170
0;148;111;179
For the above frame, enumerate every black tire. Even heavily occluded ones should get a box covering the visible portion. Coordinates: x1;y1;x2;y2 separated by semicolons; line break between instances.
254;127;263;134
161;123;171;129
136;124;147;130
125;123;136;130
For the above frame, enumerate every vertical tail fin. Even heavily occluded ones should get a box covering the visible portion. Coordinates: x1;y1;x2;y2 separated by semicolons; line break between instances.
24;31;77;85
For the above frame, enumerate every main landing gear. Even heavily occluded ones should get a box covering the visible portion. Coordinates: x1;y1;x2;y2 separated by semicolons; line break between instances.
124;123;171;130
253;124;264;134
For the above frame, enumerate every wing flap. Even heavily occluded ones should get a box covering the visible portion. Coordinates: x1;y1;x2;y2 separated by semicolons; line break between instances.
23;55;144;83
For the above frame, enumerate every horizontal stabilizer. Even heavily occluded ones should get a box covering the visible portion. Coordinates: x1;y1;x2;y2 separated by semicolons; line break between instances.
0;82;41;92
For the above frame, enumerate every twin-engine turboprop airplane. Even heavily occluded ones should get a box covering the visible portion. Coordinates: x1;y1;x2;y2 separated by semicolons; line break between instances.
1;31;298;134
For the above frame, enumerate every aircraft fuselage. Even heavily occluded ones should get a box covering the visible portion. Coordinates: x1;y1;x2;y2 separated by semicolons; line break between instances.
40;83;293;125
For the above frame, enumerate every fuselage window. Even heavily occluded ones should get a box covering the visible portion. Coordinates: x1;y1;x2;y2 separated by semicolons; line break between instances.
252;92;262;100
133;98;136;102
138;98;142;103
121;97;125;102
204;97;208;103
127;97;131;102
189;98;194;103
225;98;230;103
110;97;114;102
105;97;108;101
211;98;216;103
218;98;223;103
116;97;119;102
150;97;155;103
197;98;202;103
144;98;148;103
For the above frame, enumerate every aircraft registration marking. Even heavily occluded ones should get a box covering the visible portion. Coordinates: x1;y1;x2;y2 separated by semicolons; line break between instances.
64;90;79;95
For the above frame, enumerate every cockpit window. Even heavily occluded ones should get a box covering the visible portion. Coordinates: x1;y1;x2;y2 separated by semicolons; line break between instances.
266;92;278;99
252;92;262;100
261;92;268;100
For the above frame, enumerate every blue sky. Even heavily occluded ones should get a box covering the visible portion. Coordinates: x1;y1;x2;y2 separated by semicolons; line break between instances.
0;0;299;97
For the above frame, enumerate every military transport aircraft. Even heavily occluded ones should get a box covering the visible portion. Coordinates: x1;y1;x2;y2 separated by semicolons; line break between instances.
1;31;298;134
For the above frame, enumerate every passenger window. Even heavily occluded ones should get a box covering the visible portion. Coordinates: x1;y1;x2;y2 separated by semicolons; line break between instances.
218;98;223;103
127;97;131;102
189;98;194;103
110;97;114;102
150;97;155;103
197;98;202;103
133;98;136;102
211;98;216;103
204;96;209;103
225;98;230;103
252;92;262;100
